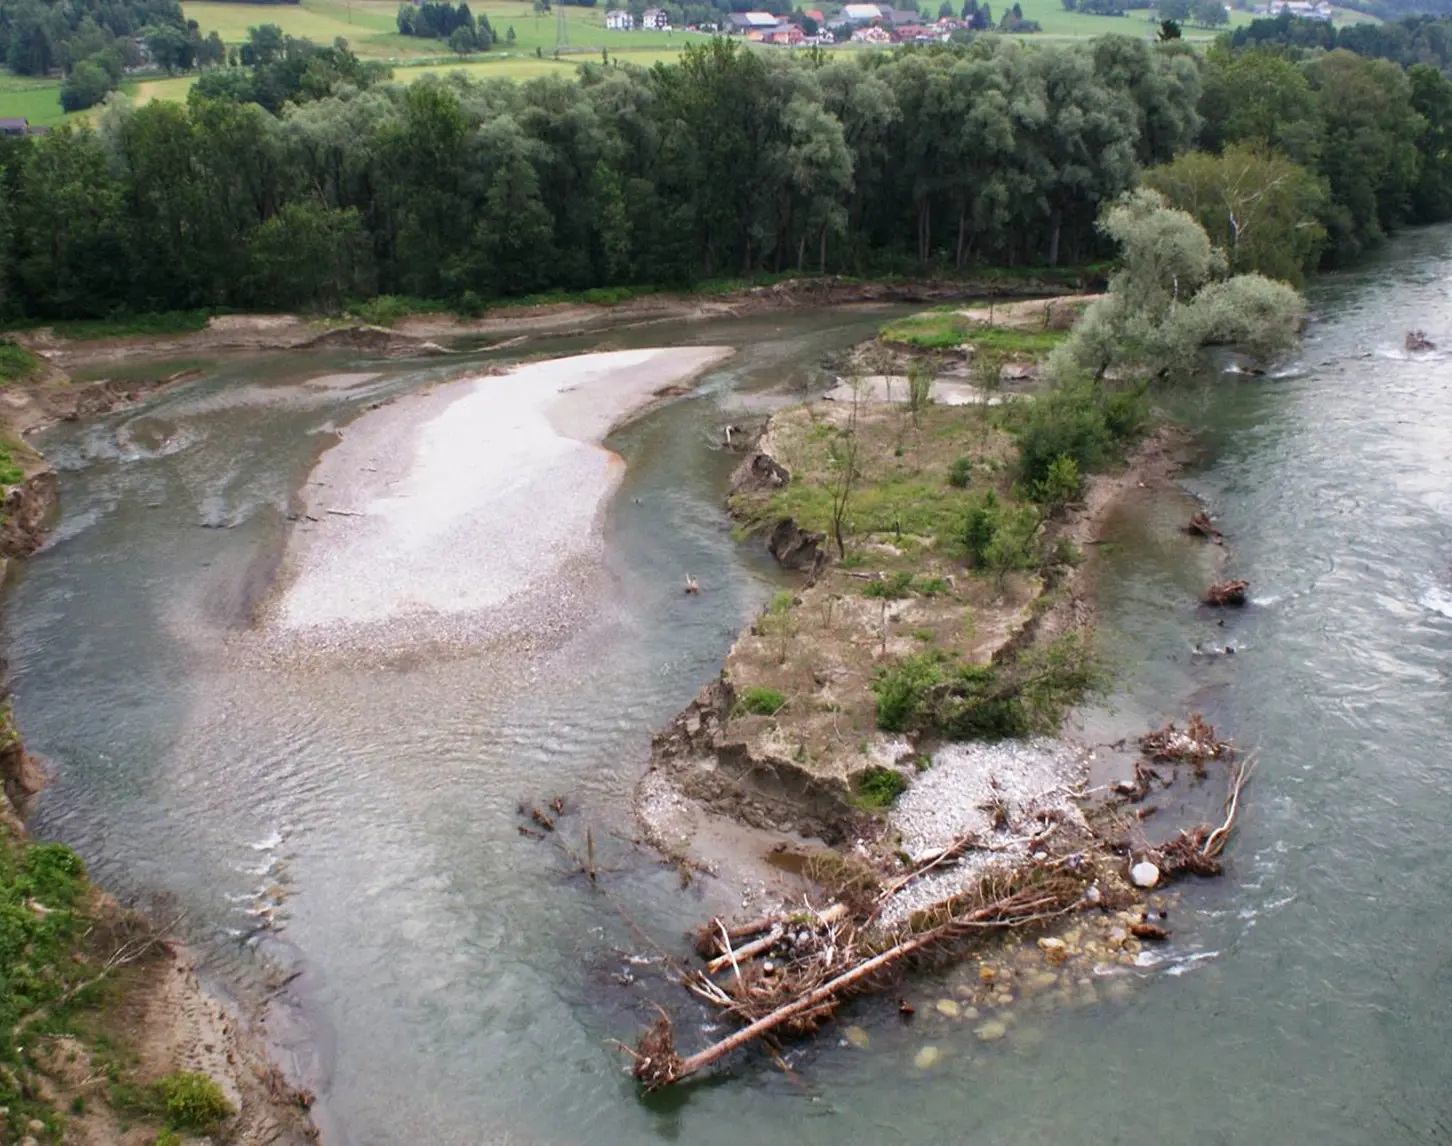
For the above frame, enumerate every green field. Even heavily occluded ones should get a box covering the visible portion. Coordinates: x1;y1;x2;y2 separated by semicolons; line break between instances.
0;74;76;127
182;0;709;58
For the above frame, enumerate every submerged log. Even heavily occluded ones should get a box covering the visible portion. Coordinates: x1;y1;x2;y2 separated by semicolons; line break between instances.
1203;579;1249;607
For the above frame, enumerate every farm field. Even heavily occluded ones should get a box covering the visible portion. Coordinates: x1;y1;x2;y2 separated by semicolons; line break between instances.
181;0;709;58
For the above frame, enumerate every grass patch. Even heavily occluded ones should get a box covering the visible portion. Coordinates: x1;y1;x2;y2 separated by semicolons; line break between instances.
39;311;213;341
0;341;43;385
879;312;1069;354
736;686;786;717
854;766;908;810
0;815;91;1136
347;294;443;326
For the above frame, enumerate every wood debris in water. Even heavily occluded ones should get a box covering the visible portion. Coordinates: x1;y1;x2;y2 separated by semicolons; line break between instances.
1139;713;1233;770
1186;511;1224;544
1203;579;1250;607
620;734;1256;1091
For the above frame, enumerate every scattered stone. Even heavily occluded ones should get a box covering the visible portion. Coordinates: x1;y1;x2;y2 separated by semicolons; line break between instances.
1023;970;1059;994
1037;936;1068;964
1130;921;1170;941
27;1122;45;1134
914;1045;942;1070
1107;926;1129;950
935;998;962;1019
844;1025;870;1049
978;964;998;983
975;1019;1008;1042
1130;861;1161;889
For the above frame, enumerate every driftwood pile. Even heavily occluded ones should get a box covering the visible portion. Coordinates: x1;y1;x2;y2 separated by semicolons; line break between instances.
1140;713;1233;769
618;726;1255;1091
1203;579;1249;607
621;863;1093;1089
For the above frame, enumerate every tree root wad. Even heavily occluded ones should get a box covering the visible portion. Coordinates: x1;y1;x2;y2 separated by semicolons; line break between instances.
1186;511;1223;545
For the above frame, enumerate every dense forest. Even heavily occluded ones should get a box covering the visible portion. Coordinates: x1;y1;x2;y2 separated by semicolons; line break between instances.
0;28;1449;319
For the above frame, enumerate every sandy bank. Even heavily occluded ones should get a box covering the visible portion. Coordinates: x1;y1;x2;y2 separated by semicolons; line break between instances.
270;347;733;643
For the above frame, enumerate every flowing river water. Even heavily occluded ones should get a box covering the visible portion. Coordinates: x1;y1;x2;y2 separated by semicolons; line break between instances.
8;229;1452;1145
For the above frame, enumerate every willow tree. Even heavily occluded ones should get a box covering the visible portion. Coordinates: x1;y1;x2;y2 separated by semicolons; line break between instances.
1046;188;1304;383
1144;144;1328;284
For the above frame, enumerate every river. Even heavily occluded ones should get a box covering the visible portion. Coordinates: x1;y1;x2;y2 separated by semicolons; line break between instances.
8;230;1452;1145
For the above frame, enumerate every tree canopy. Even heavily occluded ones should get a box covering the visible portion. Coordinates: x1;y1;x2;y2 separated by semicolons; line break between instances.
0;26;1445;320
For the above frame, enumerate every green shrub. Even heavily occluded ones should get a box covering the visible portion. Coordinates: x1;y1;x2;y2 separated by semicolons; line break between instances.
947;456;974;489
158;1072;233;1133
20;843;87;909
856;767;908;809
914;577;950;596
863;571;914;600
871;653;946;732
154;1130;183;1146
961;490;1001;565
872;635;1104;741
1015;381;1148;491
934;664;1031;739
1032;454;1082;507
737;686;786;716
455;290;486;317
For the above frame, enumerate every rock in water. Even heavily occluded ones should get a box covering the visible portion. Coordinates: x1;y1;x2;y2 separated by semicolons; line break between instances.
935;998;962;1018
914;1045;942;1070
1130;860;1161;889
975;1019;1008;1042
843;1025;870;1049
1036;936;1068;964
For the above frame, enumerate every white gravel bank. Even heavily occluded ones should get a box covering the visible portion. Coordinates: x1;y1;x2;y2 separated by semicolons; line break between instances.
272;347;732;639
878;738;1088;928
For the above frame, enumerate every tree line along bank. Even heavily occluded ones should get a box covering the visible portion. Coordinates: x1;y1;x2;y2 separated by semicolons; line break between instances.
0;27;1448;320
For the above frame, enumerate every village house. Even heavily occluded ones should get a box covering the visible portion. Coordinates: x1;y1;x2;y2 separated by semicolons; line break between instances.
841;3;883;20
1255;0;1332;16
640;7;671;29
604;8;634;29
0;118;43;137
727;10;781;31
850;23;892;41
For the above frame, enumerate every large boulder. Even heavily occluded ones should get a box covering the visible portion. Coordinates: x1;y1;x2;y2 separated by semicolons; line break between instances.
767;517;825;571
728;451;790;498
